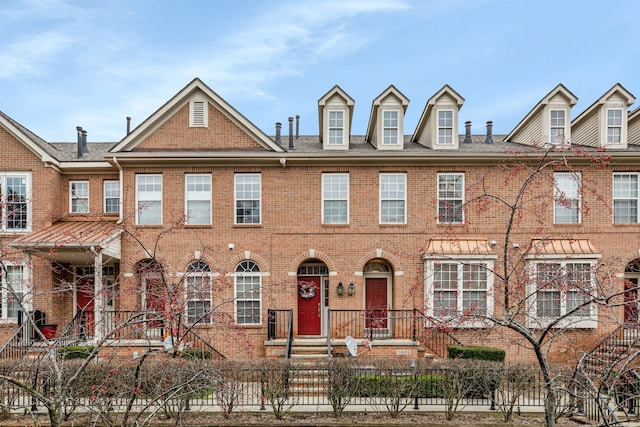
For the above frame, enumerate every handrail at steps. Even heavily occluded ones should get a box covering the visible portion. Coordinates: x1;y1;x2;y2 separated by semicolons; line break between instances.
0;321;31;359
285;309;293;359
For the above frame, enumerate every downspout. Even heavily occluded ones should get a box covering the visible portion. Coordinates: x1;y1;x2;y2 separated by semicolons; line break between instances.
112;157;124;224
90;245;104;341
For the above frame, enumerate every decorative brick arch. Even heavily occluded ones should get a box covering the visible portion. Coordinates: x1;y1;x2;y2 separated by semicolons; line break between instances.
355;249;403;273
288;249;337;274
176;251;218;274
226;251;269;273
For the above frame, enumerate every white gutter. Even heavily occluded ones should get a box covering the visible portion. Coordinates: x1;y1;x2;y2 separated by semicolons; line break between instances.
112;156;124;224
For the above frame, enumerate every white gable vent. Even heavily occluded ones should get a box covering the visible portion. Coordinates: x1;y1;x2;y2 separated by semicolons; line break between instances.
190;99;208;127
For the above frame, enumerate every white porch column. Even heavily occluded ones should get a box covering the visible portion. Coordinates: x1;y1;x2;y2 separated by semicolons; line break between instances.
93;249;104;341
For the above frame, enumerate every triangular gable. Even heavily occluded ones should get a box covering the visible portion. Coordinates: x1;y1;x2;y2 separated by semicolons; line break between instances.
110;78;284;153
411;84;464;143
572;83;635;127
317;85;355;143
505;84;578;142
0;111;58;164
365;85;410;142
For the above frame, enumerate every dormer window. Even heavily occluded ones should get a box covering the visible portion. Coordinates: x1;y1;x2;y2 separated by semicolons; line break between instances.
189;99;208;127
328;111;344;145
607;109;623;144
383;110;399;145
550;109;566;145
438;110;454;145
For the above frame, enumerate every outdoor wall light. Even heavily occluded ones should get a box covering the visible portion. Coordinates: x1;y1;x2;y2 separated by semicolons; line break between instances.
348;282;355;296
337;281;344;296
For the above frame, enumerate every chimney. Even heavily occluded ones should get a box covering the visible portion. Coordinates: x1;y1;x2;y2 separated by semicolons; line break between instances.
81;130;89;154
126;116;131;135
274;122;283;146
484;121;494;144
76;126;83;158
295;115;300;140
288;117;295;150
463;121;472;144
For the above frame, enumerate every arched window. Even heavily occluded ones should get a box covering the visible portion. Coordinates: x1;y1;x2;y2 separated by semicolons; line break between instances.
185;260;212;324
235;260;261;325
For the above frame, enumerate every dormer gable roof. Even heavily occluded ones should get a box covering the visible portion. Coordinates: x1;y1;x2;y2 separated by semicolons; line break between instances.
410;84;465;144
0;110;59;165
505;84;578;143
571;83;635;148
110;78;284;153
365;85;409;143
317;85;354;143
571;83;635;127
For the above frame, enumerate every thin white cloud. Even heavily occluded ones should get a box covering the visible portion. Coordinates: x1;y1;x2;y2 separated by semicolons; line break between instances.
0;30;75;78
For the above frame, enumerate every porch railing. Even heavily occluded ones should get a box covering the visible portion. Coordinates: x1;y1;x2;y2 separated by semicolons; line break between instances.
0;321;32;359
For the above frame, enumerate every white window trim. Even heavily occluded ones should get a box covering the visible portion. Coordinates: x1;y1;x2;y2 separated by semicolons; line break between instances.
0;263;30;322
424;255;495;328
234;174;262;225
437;173;465;224
549;109;567;145
554;172;581;224
379;173;407;224
613;172;639;224
185;174;212;225
233;261;263;325
69;181;89;214
606;108;623;145
135;174;162;225
322;173;349;224
189;98;208;127
526;258;599;329
382;110;399;145
328;110;345;145
0;172;32;232
184;261;213;325
103;180;120;214
437;109;454;145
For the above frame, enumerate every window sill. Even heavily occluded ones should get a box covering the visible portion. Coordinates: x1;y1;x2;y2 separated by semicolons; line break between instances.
233;224;262;228
613;223;640;226
436;222;464;226
184;224;212;229
379;223;407;227
135;224;164;228
528;318;597;329
236;323;263;328
321;223;350;227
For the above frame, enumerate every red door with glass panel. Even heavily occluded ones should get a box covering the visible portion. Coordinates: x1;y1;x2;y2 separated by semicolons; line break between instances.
76;277;95;338
624;278;639;325
145;278;166;329
298;277;321;335
365;278;388;333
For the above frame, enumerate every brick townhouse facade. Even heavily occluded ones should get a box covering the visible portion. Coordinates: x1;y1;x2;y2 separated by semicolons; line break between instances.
1;78;639;364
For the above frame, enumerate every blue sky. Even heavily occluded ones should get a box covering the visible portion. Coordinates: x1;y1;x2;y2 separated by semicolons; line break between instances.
2;0;640;142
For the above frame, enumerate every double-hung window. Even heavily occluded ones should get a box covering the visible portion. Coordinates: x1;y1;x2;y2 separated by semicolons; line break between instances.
438;110;454;145
235;174;261;224
554;172;581;224
607;109;623;145
136;175;162;225
70;181;89;213
383;110;398;145
0;173;31;232
1;264;26;320
613;173;639;223
235;260;261;324
437;173;464;223
322;173;348;224
532;261;596;328
425;259;494;325
185;260;212;324
380;173;406;224
103;180;120;214
185;174;211;225
328;111;344;145
550;110;566;145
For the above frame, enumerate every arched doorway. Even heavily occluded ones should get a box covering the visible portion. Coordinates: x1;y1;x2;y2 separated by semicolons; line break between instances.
297;261;328;336
624;260;640;326
363;259;392;338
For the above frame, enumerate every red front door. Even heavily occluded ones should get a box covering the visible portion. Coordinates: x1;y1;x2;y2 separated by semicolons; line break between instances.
76;277;95;338
624;278;639;325
145;278;166;329
365;278;388;330
298;277;321;335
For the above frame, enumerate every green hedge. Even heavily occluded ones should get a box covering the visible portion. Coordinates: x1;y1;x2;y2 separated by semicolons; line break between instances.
58;346;96;360
355;374;444;398
447;345;505;362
